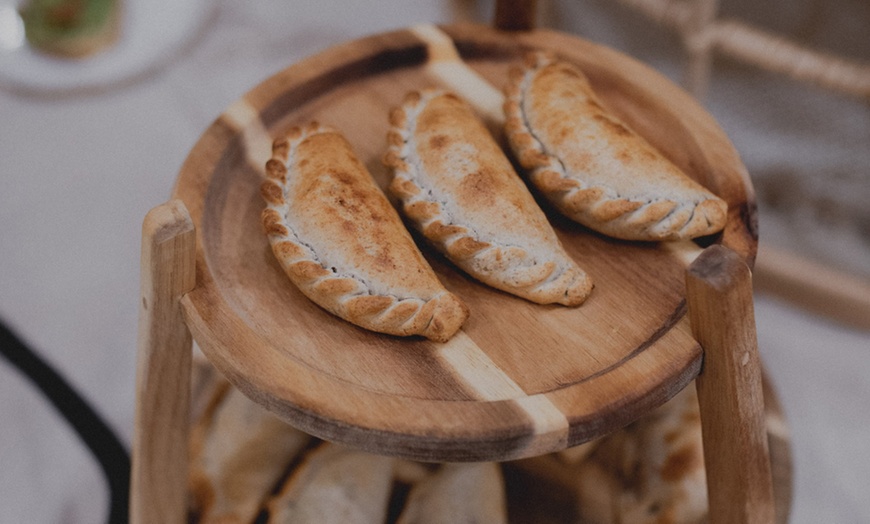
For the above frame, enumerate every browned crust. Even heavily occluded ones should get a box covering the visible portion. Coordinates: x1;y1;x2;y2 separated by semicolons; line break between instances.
504;52;728;241
187;379;232;520
188;381;311;523
576;385;707;523
396;463;508;523
384;89;592;306
261;122;468;342
266;443;395;523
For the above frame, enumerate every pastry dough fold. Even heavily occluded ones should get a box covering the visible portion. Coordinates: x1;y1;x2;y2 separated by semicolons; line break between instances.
262;123;468;341
386;90;593;306
504;52;728;241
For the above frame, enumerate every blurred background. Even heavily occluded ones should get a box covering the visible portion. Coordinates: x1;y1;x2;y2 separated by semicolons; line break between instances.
0;0;867;522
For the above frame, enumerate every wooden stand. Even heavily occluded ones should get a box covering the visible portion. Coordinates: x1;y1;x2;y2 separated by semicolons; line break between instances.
131;204;780;523
130;4;784;522
131;201;195;524
687;245;775;524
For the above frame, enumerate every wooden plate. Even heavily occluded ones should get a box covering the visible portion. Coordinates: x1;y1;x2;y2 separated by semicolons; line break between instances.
173;23;757;462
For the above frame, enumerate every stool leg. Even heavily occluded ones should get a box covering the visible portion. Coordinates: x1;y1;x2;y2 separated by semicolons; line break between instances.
131;200;196;524
686;245;775;524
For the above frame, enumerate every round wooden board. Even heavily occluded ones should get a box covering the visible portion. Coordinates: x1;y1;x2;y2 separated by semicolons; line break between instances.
173;24;757;462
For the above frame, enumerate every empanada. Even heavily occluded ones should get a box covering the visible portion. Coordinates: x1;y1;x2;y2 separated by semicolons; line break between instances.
261;123;469;342
265;443;395;524
504;52;728;241
396;462;508;524
577;385;707;523
189;384;310;523
384;90;592;306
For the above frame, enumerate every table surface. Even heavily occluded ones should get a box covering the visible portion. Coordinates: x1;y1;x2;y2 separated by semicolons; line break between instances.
1;1;868;523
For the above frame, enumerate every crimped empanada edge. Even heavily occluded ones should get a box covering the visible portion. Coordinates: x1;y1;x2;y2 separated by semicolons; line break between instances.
385;89;592;306
261;122;467;342
503;52;727;241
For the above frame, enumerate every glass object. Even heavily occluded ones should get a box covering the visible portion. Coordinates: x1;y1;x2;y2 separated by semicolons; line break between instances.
0;0;211;94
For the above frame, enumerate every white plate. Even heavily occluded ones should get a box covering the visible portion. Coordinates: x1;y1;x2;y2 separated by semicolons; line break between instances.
0;0;211;94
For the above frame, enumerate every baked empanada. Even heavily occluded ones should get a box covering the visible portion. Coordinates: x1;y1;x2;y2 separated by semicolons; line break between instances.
384;90;592;306
261;122;468;342
189;384;310;523
504;52;728;241
577;385;707;523
266;443;395;524
397;462;508;524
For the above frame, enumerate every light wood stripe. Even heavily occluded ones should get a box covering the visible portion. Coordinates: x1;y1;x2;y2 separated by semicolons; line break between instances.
410;24;506;126
437;332;569;437
664;239;705;267
411;24;462;62
221;97;273;179
765;410;791;441
436;332;526;401
513;395;571;445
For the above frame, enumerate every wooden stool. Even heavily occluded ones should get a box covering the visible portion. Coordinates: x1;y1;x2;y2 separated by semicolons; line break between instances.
131;6;788;523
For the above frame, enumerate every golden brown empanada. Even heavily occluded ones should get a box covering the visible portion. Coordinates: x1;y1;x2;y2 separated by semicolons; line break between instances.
265;443;395;524
396;462;508;524
188;384;310;523
576;385;707;523
261;122;469;342
384;90;592;306
504;52;728;241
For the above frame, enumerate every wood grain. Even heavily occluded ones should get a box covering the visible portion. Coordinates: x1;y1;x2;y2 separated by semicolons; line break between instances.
131;200;196;524
687;245;775;524
170;24;756;462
